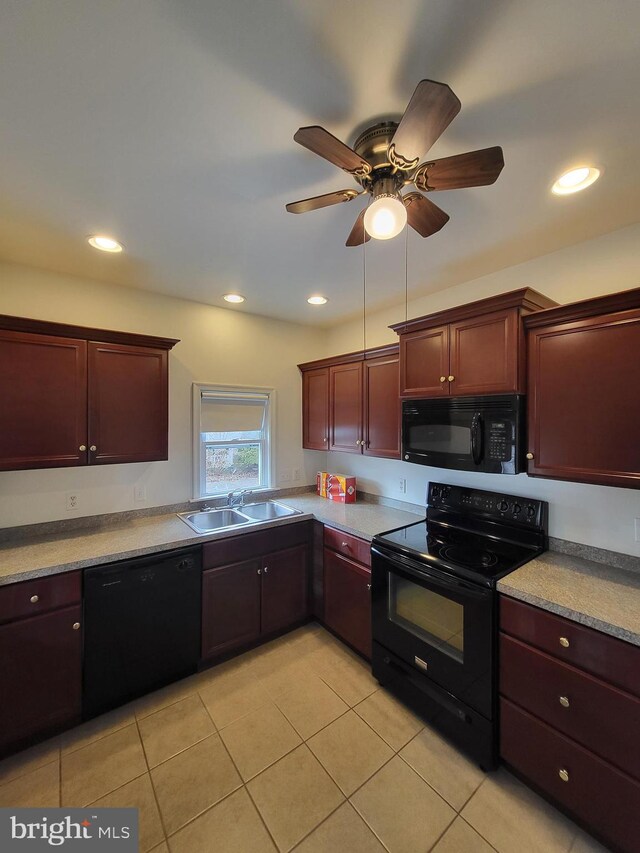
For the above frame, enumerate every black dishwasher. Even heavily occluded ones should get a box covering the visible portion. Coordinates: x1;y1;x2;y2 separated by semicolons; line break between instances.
83;546;202;719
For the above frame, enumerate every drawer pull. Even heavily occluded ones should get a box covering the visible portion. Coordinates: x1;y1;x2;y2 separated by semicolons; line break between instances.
341;542;349;548
72;622;81;630
367;583;371;591
559;636;570;648
558;768;569;783
559;695;570;708
30;594;39;604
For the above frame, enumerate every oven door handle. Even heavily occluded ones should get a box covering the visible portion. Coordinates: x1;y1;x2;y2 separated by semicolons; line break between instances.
471;413;483;466
371;546;490;600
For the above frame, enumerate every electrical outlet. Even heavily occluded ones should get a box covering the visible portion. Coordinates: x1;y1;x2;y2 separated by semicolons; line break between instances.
134;485;146;502
399;478;407;494
280;469;291;483
292;467;301;481
65;492;79;511
635;518;640;542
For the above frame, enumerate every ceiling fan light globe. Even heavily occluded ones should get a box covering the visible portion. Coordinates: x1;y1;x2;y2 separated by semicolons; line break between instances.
364;196;407;240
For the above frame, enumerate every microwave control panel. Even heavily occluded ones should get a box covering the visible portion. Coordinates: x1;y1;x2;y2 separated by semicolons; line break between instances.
486;420;512;461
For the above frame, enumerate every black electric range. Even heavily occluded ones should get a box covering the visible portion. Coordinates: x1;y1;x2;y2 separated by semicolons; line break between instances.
370;481;547;769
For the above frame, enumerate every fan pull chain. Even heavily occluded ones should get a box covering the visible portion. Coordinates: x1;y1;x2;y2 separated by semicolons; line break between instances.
405;223;409;326
362;218;367;354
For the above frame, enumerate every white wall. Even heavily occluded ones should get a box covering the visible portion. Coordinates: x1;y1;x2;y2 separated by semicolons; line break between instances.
0;262;327;527
322;223;640;556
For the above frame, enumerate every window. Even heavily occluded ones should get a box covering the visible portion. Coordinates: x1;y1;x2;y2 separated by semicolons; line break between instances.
192;384;274;499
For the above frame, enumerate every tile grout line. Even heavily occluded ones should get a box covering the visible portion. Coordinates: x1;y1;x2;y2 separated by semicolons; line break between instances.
134;715;170;847
458;814;501;853
199;684;281;853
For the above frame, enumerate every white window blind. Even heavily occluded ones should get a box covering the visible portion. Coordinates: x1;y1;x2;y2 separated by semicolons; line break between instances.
193;385;274;499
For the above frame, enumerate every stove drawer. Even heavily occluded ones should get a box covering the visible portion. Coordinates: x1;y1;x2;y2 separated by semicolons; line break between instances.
500;595;639;697
501;697;640;853
500;633;640;780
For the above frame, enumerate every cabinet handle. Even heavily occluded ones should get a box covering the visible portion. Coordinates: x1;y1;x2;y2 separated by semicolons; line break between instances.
257;568;262;575
559;636;570;648
526;452;534;460
30;594;39;604
90;445;97;452
264;566;268;574
439;376;446;383
558;768;569;783
367;583;371;591
324;436;327;442
559;695;570;708
447;375;455;382
341;542;349;548
79;445;87;452
72;622;81;630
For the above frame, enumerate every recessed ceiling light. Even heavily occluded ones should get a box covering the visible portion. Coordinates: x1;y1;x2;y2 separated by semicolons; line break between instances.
551;166;600;195
307;296;328;305
87;235;124;253
223;293;245;304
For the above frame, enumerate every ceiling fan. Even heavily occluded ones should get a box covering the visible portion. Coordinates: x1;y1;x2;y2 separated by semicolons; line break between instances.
286;79;504;246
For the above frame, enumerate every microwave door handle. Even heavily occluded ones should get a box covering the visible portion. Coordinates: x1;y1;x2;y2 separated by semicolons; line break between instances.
471;413;483;465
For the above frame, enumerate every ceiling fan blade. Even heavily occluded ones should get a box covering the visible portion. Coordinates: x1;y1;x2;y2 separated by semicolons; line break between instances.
389;80;461;172
294;126;372;179
286;189;361;214
414;147;504;192
404;192;449;238
345;208;371;247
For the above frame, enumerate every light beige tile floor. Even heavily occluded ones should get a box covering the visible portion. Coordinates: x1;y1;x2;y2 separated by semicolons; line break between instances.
0;622;609;852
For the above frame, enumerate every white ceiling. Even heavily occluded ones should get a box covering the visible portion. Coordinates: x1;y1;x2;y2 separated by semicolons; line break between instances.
1;0;639;326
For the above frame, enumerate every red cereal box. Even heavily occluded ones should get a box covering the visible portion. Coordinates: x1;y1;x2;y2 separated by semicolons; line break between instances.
327;473;356;503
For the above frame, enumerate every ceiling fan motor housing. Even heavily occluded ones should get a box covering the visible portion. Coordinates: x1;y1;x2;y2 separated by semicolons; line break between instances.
353;121;410;192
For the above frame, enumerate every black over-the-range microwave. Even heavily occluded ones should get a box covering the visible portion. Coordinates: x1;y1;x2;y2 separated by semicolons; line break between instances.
402;394;526;474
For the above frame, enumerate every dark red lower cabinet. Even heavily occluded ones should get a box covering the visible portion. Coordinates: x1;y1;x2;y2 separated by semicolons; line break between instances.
201;541;310;661
501;698;640;853
323;548;371;660
0;604;82;755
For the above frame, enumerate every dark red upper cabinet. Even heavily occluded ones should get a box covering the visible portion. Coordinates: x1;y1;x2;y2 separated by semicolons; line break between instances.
525;289;640;489
364;353;400;459
88;342;168;464
329;360;363;453
302;366;329;450
391;289;557;398
0;331;87;470
0;315;179;471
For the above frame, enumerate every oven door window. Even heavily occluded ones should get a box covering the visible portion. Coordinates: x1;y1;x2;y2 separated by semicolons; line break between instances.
389;574;464;663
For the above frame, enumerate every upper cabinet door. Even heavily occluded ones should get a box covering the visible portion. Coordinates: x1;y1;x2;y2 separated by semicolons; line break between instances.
527;312;640;489
364;354;400;459
399;325;449;397
449;309;519;396
302;367;329;450
0;331;87;471
88;342;168;464
329;361;363;453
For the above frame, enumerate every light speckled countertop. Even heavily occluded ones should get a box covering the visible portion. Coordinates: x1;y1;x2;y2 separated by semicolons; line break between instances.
498;551;640;646
0;495;422;585
2;494;639;649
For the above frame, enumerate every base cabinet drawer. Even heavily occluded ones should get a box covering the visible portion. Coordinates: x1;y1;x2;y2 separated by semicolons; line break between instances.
501;633;640;779
501;698;640;853
500;596;640;697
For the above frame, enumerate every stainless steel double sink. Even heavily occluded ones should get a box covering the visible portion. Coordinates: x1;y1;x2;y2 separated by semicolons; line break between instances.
177;500;302;534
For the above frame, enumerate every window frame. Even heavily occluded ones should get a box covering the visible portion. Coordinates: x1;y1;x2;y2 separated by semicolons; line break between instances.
192;382;276;500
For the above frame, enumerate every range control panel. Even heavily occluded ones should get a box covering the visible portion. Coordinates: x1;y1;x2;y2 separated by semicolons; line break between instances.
428;482;547;529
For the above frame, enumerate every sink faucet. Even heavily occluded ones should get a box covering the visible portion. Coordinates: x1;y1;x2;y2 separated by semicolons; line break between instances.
227;489;252;508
